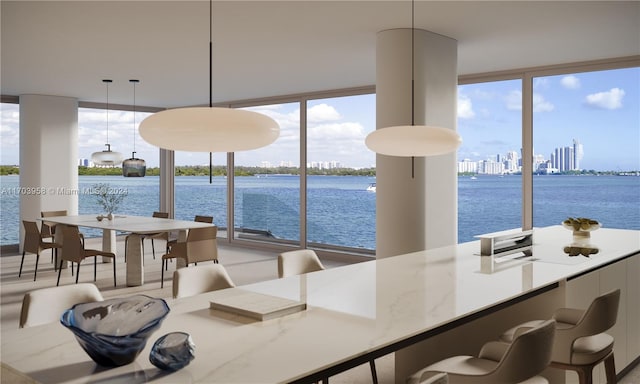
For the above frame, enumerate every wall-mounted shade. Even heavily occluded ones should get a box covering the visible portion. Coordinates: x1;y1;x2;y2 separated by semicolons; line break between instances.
365;125;462;157
91;144;124;166
139;107;280;152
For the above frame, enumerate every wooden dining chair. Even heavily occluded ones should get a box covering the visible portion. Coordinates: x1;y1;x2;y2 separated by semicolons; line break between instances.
41;210;84;262
19;283;103;328
161;226;218;288
19;220;62;281
57;226;117;287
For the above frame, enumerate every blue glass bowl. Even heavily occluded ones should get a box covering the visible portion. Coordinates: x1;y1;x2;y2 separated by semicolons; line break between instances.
150;332;196;371
60;295;170;367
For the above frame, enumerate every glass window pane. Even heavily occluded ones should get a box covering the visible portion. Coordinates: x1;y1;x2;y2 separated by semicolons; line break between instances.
234;103;300;246
78;108;160;239
307;94;376;251
174;152;228;238
532;67;640;230
457;79;523;243
1;103;20;246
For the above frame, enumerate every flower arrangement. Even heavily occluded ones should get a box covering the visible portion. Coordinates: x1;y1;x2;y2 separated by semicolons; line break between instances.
92;183;128;216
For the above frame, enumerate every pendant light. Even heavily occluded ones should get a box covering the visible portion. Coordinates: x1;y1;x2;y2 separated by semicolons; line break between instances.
91;79;124;166
122;79;147;177
139;0;279;154
365;0;461;159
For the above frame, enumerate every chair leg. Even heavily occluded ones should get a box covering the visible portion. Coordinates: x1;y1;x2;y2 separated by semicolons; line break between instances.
369;360;378;384
33;252;40;281
151;239;156;259
604;351;616;384
19;251;26;277
161;259;165;288
113;258;117;287
57;260;63;286
94;256;97;281
75;262;81;284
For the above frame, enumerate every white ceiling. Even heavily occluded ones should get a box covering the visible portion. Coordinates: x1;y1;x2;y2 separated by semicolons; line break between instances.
2;1;639;109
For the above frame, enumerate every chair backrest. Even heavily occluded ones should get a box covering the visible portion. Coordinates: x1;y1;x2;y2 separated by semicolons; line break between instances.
489;319;556;383
19;283;103;328
194;215;214;223
185;226;218;263
278;249;325;278
61;226;85;263
172;264;235;299
153;211;169;219
41;210;67;237
22;220;43;254
576;288;620;336
551;288;621;363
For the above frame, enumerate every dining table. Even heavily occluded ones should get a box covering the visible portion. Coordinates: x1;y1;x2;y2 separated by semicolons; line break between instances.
2;225;639;383
38;214;214;286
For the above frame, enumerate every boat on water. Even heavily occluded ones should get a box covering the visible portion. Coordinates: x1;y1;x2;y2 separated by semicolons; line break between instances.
366;183;376;192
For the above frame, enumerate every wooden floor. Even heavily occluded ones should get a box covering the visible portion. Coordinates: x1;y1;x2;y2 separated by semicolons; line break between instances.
2;237;638;384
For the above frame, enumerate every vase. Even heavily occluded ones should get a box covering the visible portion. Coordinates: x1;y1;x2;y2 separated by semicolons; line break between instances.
107;212;114;220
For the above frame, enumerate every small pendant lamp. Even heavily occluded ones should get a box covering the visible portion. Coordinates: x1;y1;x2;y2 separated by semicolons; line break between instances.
365;0;461;160
139;0;279;154
122;79;147;177
91;79;124;166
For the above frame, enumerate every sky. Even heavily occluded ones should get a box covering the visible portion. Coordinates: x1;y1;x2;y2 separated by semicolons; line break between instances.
1;67;638;171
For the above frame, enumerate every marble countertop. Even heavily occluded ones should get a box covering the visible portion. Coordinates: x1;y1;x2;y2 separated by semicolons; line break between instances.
2;226;639;383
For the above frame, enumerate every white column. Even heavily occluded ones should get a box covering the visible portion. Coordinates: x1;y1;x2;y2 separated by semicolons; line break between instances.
375;29;458;258
19;95;78;246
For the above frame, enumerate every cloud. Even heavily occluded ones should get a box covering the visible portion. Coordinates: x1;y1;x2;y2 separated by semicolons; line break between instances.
561;75;581;89
585;88;625;110
506;90;522;111
307;103;341;123
457;95;475;119
533;93;554;112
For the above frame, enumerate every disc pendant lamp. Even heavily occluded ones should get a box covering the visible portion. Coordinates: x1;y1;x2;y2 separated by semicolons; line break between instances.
139;0;279;154
92;79;124;166
122;79;147;177
365;0;461;158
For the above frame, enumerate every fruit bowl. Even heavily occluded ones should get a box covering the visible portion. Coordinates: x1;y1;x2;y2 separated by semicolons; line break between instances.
60;295;170;367
562;217;601;237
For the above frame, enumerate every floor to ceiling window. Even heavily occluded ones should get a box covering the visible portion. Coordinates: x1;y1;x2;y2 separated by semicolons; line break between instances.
531;67;640;230
456;79;523;243
78;107;159;238
174;151;228;238
233;102;301;246
0;102;20;246
306;94;376;251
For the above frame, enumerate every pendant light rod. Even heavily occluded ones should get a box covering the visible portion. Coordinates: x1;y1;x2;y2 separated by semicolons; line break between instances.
130;79;139;155
209;0;213;183
104;79;112;145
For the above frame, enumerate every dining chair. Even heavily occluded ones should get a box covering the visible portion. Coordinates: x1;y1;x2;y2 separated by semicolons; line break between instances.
41;210;84;262
167;215;214;251
277;249;325;278
161;226;218;288
407;319;556;384
125;211;169;261
277;249;381;383
57;226;117;287
19;220;61;281
499;289;620;384
172;264;235;299
19;283;103;328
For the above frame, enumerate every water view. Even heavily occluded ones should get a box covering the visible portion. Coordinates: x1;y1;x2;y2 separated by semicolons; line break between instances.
1;174;639;250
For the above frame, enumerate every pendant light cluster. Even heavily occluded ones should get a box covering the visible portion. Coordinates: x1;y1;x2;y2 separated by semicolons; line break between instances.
122;79;147;177
91;79;124;166
139;0;279;157
365;0;461;159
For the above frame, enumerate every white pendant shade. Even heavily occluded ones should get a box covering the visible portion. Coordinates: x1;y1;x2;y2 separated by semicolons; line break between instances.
91;145;124;166
139;107;280;152
365;125;462;157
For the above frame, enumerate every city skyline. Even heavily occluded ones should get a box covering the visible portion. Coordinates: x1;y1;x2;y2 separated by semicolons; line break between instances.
1;67;638;171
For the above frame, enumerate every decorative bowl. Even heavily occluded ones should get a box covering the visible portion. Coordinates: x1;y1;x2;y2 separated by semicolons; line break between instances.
150;332;196;371
562;217;601;237
60;295;170;367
